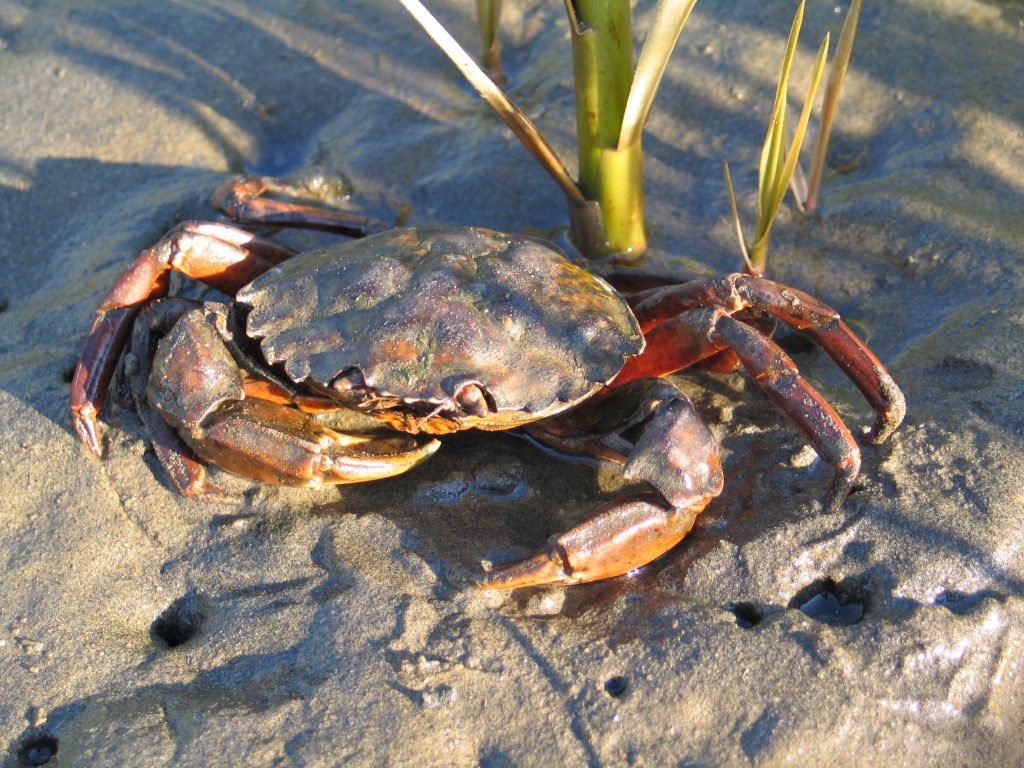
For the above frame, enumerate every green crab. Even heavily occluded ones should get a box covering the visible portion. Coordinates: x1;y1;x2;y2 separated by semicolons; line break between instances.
71;177;904;588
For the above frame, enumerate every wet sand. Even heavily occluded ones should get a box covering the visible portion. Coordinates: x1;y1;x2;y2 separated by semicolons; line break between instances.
2;1;1023;765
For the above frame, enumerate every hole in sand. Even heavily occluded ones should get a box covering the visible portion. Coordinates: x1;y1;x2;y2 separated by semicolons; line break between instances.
604;675;628;698
152;592;204;647
19;734;58;766
790;577;867;626
727;602;764;628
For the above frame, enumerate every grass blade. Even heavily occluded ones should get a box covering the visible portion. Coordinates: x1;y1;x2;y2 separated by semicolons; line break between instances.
618;0;700;150
805;0;861;210
752;31;830;264
723;161;755;274
397;0;585;205
758;0;804;234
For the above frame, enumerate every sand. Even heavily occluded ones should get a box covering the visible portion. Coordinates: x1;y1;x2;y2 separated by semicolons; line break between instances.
1;0;1023;765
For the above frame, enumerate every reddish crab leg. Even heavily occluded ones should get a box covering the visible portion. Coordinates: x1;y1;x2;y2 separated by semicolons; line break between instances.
614;307;861;510
70;222;295;456
211;177;388;237
714;314;860;509
628;273;906;442
611;308;728;384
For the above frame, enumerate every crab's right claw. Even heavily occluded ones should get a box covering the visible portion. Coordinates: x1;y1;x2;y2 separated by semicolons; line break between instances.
483;386;722;589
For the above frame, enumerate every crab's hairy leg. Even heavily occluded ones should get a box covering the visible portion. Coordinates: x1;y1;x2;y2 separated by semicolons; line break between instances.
484;381;723;588
124;298;234;497
616;307;860;510
70;221;293;456
629;274;905;442
211;177;388;238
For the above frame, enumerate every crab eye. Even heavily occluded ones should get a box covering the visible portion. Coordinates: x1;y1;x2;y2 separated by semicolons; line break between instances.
454;382;494;418
331;367;366;392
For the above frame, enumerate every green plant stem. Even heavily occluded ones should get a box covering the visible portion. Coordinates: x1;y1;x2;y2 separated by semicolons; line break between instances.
566;0;646;258
475;0;504;84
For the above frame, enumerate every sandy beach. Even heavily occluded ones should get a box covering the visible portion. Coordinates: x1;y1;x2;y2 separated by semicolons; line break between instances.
2;1;1023;765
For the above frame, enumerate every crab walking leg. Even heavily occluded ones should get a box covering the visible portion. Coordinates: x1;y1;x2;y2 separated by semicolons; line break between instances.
70;222;297;456
628;273;905;442
615;307;861;510
211;177;388;237
484;382;724;588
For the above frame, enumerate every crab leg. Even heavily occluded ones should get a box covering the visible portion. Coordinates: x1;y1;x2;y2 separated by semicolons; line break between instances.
627;273;905;442
484;380;723;588
71;222;296;456
211;177;388;237
613;307;860;510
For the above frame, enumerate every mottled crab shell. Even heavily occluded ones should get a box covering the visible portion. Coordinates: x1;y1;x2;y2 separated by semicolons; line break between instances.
237;227;644;431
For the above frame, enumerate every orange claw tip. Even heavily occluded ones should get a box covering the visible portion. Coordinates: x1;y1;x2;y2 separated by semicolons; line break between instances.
477;548;572;590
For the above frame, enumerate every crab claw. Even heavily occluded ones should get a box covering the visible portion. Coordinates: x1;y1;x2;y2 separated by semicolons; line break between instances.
481;493;709;589
180;398;442;489
319;433;442;484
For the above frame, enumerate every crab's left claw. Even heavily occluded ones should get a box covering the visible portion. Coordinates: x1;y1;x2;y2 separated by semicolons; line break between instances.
174;398;442;489
483;381;722;589
481;493;709;589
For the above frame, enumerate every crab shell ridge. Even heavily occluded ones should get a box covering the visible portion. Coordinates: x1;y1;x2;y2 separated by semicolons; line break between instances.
236;227;644;432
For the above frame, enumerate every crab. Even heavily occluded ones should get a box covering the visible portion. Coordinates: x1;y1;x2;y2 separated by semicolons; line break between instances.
70;177;905;589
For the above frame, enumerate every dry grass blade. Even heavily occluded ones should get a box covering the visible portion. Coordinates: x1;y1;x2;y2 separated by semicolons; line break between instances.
805;0;861;210
396;0;585;205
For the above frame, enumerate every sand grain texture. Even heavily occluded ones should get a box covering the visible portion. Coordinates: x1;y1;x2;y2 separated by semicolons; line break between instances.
1;1;1023;765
